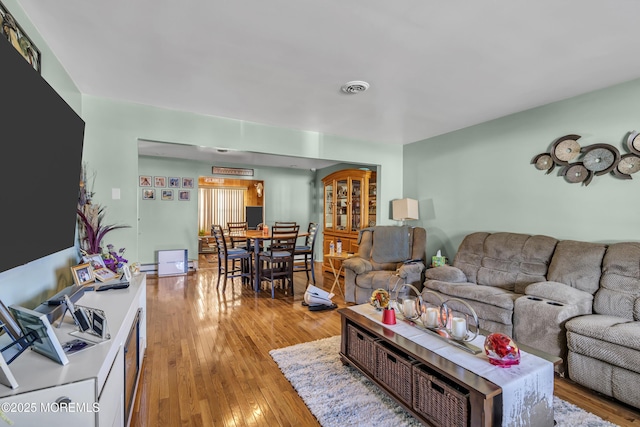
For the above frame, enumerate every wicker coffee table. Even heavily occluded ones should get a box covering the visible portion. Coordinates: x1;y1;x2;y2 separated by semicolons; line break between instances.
339;306;560;427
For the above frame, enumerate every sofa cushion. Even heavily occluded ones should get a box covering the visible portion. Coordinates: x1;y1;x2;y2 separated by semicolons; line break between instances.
477;233;557;292
452;232;490;284
547;240;607;294
596;242;640;320
525;281;593;314
369;225;411;263
566;315;640;353
424;281;517;311
342;257;371;275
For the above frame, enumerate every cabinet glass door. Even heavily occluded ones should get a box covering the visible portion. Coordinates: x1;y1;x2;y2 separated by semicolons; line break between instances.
335;178;348;231
324;181;333;229
350;178;363;232
368;182;377;227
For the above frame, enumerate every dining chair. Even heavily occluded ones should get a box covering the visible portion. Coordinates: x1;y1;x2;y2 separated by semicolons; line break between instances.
227;221;249;248
293;222;318;284
258;224;299;298
274;221;297;227
212;225;252;291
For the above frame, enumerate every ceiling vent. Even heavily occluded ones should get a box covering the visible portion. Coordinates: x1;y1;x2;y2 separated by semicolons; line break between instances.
341;81;370;94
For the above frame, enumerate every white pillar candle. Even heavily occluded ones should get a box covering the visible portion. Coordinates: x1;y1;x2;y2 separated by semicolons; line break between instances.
452;317;467;339
403;299;416;318
423;307;439;328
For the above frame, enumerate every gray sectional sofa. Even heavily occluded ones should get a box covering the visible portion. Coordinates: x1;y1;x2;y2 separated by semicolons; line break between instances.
421;231;640;409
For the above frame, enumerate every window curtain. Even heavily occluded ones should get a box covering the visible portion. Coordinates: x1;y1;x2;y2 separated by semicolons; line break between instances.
198;188;246;232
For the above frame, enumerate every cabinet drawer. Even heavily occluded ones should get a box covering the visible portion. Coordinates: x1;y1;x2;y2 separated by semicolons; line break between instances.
0;379;96;426
346;324;378;374
374;341;417;406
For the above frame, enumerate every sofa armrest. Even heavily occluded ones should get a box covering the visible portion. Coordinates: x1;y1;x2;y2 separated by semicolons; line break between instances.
424;265;467;283
525;281;593;314
396;262;425;283
342;257;372;275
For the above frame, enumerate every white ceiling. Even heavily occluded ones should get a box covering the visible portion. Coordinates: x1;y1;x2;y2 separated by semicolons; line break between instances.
18;1;640;161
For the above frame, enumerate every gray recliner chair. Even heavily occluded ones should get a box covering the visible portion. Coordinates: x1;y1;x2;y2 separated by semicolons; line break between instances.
342;226;426;304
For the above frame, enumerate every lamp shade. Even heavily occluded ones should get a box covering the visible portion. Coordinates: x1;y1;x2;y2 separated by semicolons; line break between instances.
392;198;419;221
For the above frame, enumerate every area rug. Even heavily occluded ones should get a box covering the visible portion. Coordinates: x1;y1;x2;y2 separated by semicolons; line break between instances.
269;336;618;427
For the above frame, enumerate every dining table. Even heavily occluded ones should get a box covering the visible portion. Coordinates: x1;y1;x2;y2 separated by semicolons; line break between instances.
231;229;309;292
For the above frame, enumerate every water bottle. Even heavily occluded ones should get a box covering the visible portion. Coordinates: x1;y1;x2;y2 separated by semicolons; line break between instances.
329;240;335;255
336;238;342;254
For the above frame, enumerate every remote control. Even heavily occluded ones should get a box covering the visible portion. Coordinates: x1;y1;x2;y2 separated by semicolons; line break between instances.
96;282;130;292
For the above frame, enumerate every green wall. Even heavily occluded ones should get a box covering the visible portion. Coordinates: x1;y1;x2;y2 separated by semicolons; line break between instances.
404;78;640;262
80;97;404;267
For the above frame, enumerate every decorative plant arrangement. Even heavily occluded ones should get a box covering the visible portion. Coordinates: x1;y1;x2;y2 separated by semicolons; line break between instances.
77;165;130;272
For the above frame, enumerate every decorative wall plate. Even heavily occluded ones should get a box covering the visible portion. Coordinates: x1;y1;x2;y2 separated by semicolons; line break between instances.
613;154;640;179
561;162;592;185
550;134;581;164
531;153;555;173
581;144;620;175
627;131;640;155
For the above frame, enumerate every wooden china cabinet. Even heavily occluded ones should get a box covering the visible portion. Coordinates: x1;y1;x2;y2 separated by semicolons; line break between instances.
322;169;377;275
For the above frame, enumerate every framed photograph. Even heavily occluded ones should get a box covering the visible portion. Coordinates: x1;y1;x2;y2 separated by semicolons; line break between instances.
0;299;21;340
71;262;94;286
93;267;117;282
154;176;166;187
161;189;174;201
83;253;106;270
139;175;152;187
168;177;180;188
0;1;41;73
179;190;190;201
142;189;156;200
8;305;69;365
182;177;194;188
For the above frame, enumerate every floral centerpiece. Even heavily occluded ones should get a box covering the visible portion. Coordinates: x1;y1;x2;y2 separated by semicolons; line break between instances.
77;164;130;272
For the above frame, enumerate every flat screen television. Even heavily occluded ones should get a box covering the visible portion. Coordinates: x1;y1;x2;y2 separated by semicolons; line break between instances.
0;38;85;272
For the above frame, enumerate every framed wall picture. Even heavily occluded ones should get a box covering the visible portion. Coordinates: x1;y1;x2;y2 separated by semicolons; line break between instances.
162;189;174;201
182;177;194;188
0;1;41;73
168;177;180;188
8;305;69;365
154;176;166;187
142;189;156;200
0;299;21;340
71;262;94;286
83;253;106;270
179;190;190;201
93;267;117;282
139;175;152;187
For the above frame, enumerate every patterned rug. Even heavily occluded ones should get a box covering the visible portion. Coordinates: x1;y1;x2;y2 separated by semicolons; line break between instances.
270;335;618;427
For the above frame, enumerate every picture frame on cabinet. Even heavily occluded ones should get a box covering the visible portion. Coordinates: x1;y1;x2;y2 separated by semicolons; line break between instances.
71;262;95;286
161;189;174;201
139;175;152;187
8;305;69;365
93;267;117;282
182;177;194;188
83;253;106;270
142;189;155;200
179;190;190;201
0;299;21;341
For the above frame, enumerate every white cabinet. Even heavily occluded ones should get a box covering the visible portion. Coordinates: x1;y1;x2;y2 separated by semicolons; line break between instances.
0;274;147;426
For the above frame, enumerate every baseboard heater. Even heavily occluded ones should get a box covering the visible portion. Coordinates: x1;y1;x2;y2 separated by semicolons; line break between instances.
140;259;198;275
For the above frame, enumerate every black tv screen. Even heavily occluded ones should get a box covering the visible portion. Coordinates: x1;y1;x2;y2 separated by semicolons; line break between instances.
0;39;85;272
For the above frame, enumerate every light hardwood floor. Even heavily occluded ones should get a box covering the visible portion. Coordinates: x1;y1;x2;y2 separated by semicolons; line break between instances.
130;254;640;426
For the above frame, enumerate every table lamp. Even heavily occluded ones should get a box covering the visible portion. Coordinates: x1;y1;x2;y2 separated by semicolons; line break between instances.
392;198;419;225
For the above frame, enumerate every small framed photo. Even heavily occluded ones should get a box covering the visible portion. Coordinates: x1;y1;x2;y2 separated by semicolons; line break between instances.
0;300;22;341
83;253;106;270
93;267;117;282
168;177;180;188
179;190;190;201
8;305;69;365
71;263;94;286
161;189;174;201
182;177;194;188
142;189;156;200
154;176;166;187
139;175;152;187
